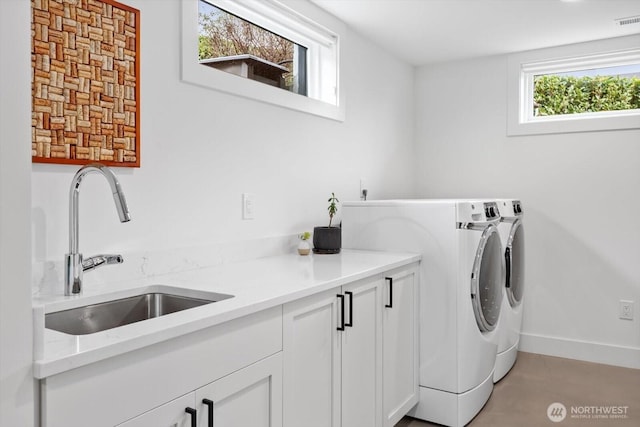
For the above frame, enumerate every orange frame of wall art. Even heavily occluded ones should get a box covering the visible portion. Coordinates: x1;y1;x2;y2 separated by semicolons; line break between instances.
31;0;141;167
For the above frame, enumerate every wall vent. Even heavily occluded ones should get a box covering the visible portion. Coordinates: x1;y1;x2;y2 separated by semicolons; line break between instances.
615;15;640;26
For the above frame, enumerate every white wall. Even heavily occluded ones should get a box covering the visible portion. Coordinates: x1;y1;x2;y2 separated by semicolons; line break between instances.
0;0;35;425
414;40;640;368
31;0;415;293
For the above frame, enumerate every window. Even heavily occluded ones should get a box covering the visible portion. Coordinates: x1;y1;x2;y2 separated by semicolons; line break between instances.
507;36;640;136
533;64;640;118
198;1;308;96
182;0;344;121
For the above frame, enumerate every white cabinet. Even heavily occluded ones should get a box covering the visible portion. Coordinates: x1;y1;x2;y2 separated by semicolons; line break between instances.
117;393;196;427
382;267;419;427
341;278;383;427
283;276;383;427
195;353;282;427
40;261;419;427
117;353;282;427
282;264;419;427
282;287;341;427
41;307;282;427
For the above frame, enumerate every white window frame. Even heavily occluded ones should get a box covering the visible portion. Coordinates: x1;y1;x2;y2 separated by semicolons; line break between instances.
182;0;345;121
507;35;640;136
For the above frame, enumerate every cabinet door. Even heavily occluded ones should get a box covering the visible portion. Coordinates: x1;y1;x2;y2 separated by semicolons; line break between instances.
382;267;419;427
195;352;282;427
283;289;342;427
116;392;196;427
342;277;383;427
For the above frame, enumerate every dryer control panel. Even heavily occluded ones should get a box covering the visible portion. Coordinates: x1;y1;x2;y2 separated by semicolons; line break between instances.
484;202;500;220
512;200;523;215
483;202;500;221
495;199;523;218
457;201;501;224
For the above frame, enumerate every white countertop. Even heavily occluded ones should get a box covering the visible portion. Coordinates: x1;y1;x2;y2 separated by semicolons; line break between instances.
33;249;420;379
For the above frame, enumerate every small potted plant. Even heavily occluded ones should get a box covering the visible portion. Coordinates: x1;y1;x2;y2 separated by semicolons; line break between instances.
313;193;341;254
298;231;312;256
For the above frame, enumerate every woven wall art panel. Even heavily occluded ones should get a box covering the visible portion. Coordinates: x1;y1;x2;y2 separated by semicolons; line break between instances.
31;0;140;167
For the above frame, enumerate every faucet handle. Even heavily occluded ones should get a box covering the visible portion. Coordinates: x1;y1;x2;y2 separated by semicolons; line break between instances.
82;254;124;272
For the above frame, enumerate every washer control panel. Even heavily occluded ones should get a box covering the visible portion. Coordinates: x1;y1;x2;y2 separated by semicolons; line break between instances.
512;200;523;215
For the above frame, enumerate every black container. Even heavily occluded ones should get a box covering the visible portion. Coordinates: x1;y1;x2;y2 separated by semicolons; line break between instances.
312;226;341;254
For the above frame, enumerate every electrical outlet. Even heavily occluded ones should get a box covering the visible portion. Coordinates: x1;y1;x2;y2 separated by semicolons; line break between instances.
619;300;634;320
242;193;255;220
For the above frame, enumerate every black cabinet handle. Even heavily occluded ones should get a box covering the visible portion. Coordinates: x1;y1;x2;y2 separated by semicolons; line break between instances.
203;399;214;427
345;291;353;327
185;407;197;427
337;294;345;331
385;277;393;308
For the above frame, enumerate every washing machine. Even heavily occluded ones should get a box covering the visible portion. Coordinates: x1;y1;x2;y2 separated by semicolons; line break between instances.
342;199;505;427
493;199;525;382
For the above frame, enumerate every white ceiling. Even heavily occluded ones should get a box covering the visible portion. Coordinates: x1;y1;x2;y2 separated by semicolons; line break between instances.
310;0;640;65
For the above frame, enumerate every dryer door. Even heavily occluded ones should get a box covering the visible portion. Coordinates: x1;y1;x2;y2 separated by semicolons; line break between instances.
505;219;525;307
471;224;505;332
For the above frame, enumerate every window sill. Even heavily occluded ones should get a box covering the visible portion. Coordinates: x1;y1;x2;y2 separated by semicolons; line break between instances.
508;111;640;136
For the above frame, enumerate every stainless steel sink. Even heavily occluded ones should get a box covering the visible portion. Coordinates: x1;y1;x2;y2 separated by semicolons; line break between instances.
45;291;233;335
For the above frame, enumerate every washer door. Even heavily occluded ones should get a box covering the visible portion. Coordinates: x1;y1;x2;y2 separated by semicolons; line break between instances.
471;224;505;332
505;219;525;307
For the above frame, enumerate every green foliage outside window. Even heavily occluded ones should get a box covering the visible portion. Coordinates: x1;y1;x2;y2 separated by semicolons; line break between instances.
533;75;640;116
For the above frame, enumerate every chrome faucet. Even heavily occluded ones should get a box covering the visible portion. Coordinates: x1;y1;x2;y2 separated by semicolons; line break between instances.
64;163;131;295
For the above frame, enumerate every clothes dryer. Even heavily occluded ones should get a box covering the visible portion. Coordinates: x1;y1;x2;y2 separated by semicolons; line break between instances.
493;199;525;382
342;200;505;427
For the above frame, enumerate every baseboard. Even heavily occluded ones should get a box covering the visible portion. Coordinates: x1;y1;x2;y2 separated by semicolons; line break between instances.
519;333;640;369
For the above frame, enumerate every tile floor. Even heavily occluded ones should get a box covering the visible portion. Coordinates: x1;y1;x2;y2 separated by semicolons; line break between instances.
396;351;640;427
